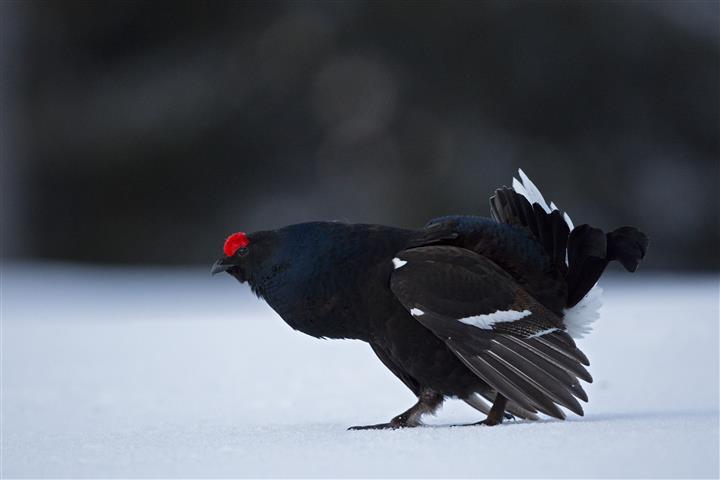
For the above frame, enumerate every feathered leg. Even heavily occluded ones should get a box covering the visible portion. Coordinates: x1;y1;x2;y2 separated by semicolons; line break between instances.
348;390;443;430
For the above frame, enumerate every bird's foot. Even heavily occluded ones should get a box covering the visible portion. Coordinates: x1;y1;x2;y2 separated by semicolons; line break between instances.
450;413;513;428
348;422;398;430
348;391;442;431
477;418;502;426
454;393;510;427
348;414;419;431
450;419;503;427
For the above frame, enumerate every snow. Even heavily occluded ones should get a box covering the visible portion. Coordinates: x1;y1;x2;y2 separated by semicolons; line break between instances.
2;264;718;478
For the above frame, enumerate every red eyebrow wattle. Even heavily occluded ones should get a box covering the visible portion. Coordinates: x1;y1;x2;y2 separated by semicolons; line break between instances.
223;232;249;256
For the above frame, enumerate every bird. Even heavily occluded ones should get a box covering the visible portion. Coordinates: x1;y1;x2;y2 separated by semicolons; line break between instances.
212;170;648;429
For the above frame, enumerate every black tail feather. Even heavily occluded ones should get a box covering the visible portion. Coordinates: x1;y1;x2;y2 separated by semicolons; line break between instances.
607;226;649;273
490;187;569;274
566;225;648;307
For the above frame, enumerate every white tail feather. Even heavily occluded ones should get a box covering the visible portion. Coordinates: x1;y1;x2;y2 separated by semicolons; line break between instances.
517;169;551;213
563;286;603;339
512;177;529;198
513;169;574;230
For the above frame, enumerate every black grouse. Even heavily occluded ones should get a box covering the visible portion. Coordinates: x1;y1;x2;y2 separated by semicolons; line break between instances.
212;170;648;429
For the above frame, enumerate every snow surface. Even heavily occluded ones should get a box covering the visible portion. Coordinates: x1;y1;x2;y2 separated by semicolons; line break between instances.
2;264;718;478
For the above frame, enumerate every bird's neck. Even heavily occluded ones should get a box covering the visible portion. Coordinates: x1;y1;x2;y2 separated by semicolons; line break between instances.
249;223;413;341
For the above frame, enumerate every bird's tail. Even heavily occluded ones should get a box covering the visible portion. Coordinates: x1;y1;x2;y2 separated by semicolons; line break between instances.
494;169;649;338
565;224;648;308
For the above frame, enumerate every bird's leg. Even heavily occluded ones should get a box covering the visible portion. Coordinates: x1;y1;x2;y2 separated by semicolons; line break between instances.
348;390;444;430
479;393;508;426
452;393;510;427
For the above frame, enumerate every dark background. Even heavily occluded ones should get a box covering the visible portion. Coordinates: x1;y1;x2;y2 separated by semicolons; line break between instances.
2;1;718;270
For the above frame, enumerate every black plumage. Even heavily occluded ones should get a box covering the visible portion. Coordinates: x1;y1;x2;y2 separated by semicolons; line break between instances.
212;171;648;428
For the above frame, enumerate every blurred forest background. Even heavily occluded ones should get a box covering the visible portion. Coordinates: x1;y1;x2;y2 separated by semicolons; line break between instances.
1;1;718;270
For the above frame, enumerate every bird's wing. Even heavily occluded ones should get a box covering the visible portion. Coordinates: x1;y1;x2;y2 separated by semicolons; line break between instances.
390;245;591;419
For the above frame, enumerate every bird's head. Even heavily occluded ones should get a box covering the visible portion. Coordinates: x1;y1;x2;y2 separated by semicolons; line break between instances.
213;226;304;299
211;231;252;281
211;230;280;285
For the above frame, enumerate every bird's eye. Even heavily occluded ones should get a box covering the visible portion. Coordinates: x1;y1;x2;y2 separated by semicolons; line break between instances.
237;247;249;257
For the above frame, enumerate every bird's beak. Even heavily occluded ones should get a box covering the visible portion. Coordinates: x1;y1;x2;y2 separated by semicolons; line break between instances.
211;257;236;275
